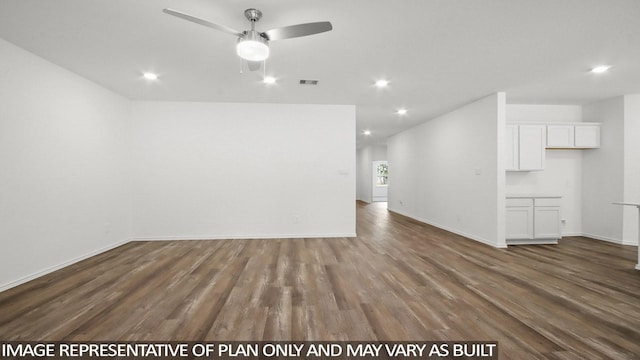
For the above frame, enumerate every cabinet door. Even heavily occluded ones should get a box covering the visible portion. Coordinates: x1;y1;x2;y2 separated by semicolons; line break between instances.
518;125;546;170
534;206;561;239
505;125;519;171
574;124;600;148
506;199;534;239
547;125;574;148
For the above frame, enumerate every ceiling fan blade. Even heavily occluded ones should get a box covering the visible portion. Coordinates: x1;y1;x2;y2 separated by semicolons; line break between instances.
247;61;262;72
263;21;332;41
162;8;243;37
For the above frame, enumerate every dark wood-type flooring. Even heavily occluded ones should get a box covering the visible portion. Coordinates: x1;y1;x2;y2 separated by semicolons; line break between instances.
1;202;639;359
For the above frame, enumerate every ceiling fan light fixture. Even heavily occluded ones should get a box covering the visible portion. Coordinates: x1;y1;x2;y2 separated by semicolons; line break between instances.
237;31;269;61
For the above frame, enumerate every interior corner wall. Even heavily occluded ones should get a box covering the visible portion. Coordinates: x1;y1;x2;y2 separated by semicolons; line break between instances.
131;102;356;240
623;94;640;245
582;97;624;243
387;93;505;247
505;104;584;236
0;38;132;290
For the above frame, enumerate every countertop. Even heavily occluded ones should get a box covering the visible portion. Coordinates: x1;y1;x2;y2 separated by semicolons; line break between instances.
506;194;562;199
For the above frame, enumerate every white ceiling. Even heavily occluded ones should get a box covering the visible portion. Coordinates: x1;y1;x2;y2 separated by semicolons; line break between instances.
1;0;640;147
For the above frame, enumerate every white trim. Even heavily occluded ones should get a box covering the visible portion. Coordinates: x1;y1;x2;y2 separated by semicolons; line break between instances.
580;233;625;245
388;208;507;248
560;232;583;237
131;233;357;241
559;233;637;246
635;264;640;271
0;239;130;292
507;238;558;245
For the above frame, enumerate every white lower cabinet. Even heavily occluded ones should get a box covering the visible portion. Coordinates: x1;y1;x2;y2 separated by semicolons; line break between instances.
506;196;561;245
505;198;534;239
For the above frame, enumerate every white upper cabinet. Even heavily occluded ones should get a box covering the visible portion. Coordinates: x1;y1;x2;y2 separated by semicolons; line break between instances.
547;125;575;148
574;124;600;148
506;124;545;171
518;125;546;171
546;123;600;149
506;122;599;172
505;125;519;171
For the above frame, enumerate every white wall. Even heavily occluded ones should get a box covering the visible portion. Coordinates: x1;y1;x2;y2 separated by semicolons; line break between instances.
505;104;584;235
131;102;356;239
371;146;387;161
582;97;625;243
356;145;387;203
356;147;373;202
0;39;131;290
623;94;640;245
387;93;506;247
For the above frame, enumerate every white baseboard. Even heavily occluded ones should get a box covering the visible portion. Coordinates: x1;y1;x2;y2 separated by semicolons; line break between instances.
131;233;357;241
560;232;583;237
0;239;130;292
388;207;506;248
570;233;638;246
580;233;624;245
507;238;558;245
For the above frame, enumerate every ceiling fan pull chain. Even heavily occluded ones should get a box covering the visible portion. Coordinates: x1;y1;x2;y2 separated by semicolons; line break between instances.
239;58;243;74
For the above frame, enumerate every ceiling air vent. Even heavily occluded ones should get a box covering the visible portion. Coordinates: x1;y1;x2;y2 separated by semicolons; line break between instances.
299;79;319;85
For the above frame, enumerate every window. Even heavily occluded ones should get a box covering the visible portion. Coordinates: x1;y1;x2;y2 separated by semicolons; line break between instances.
376;163;388;186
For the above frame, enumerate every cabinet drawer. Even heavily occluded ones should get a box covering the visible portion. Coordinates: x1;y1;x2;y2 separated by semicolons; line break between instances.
535;198;561;207
506;198;534;207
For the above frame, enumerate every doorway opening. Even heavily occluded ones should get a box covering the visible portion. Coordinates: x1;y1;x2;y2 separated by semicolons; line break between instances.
372;161;388;202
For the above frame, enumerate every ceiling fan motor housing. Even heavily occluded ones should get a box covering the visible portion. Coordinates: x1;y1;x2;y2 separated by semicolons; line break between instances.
244;8;262;22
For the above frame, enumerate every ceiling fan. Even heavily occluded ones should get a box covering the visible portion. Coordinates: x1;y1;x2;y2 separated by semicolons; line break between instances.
163;7;332;71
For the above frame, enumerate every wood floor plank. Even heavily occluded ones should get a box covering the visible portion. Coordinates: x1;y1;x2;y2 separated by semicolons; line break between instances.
1;201;639;359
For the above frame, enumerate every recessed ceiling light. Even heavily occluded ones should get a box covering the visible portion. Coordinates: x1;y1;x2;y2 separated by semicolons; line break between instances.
375;79;389;88
591;65;611;74
263;76;276;84
143;72;158;80
363;130;371;136
397;108;407;115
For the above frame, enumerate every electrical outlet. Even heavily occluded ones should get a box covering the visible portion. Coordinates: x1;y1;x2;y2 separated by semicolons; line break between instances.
293;215;300;224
